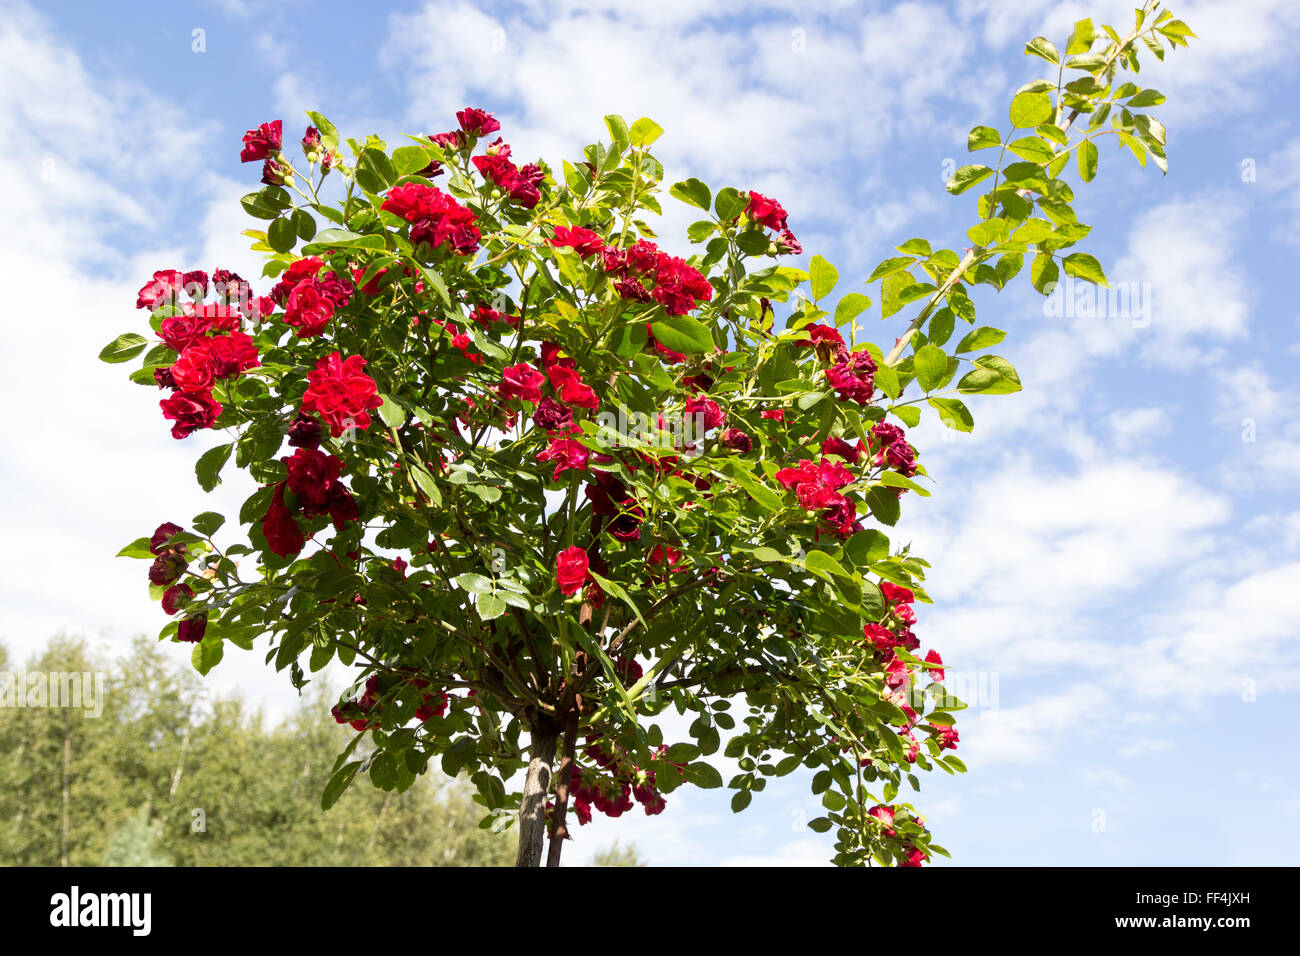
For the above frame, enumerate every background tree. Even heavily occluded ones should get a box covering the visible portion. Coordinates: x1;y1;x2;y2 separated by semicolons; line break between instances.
593;840;647;867
100;1;1194;866
0;636;512;866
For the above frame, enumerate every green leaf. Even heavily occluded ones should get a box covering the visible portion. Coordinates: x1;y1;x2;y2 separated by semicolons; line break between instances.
1076;139;1098;183
240;187;291;220
946;164;993;195
196;443;234;492
391;144;435;178
686;220;715;243
809;255;838;302
928;308;955;347
929;397;974;432
833;292;871;326
628;117;663;147
913;344;947;392
651;314;713;355
191;511;225;537
967;126;1001;151
1062;252;1108;286
804;549;853;582
890;401;919;427
411;464;441;507
355;147;396;194
714;186;748;221
268;216;296;254
292;208;317;241
604;114;630;151
191;636;223;675
310;228;386;251
1065;17;1095;55
1127;88;1166;108
683;762;723;789
322;760;362;810
669;178;711;211
1025;36;1060;64
869;256;915;282
1006;136;1055;165
99;333;148;364
305;111;339;151
1030;253;1059;294
865;487;901;526
1009;91;1053;129
477;594;506;621
116;537;155;560
954;326;1006;353
957;355;1022;395
377;393;405;427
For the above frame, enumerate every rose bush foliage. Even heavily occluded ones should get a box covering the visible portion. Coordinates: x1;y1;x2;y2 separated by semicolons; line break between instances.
103;3;1192;866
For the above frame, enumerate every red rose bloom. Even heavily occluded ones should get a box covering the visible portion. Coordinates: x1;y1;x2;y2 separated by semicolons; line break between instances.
161;582;193;616
456;107;500;137
499;362;546;404
720;428;752;452
684;394;725;431
136;270;185;310
285;447;343;512
149;552;186;586
160;390;222;439
158;313;203;353
533;396;573;431
150;522;184;555
550;225;604;257
169;345;217;394
301;351;383;437
547;365;599;410
746;190;789;231
205;331;261;378
881;582;914;606
924;649;945;682
287;414;323;449
177;615;207;643
240;120;283;162
822;436;864;463
284;278;336;337
868;804;896;838
556;546;590;595
536;437;589;482
262;483;306;557
380;182;481;255
864;623;897;651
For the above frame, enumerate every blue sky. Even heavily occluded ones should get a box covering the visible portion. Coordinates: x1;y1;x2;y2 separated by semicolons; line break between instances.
2;0;1298;865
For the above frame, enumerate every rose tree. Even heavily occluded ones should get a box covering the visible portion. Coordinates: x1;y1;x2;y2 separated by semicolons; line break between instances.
102;3;1192;866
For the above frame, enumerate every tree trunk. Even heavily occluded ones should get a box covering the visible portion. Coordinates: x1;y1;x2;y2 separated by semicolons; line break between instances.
514;724;559;867
546;709;580;867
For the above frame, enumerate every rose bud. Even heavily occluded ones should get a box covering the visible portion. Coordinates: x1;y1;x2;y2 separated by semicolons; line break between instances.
148;554;185;587
261;158;293;187
161;582;194;616
720;428;753;453
301;125;321;158
149;522;185;555
287;414;323;450
177;614;207;643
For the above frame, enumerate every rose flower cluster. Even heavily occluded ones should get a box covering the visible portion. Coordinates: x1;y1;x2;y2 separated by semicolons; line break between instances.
260;352;380;558
331;674;450;732
137;268;265;439
145;522;206;643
